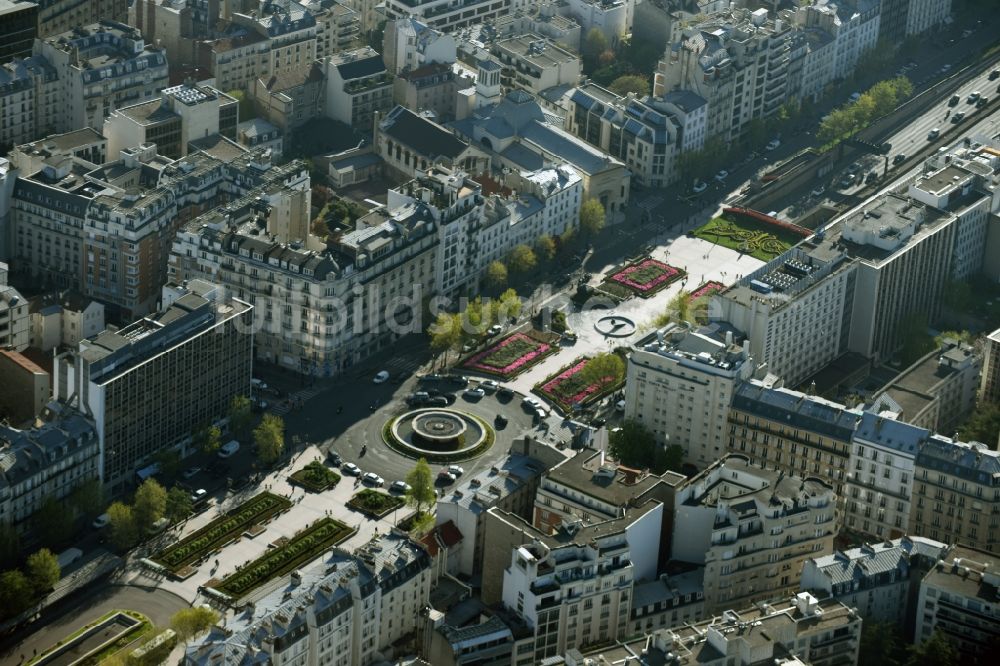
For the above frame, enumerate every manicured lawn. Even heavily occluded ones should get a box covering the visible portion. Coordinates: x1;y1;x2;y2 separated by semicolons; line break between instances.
153;492;291;573
213;518;354;598
536;357;624;414
289;461;341;492
692;217;794;261
347;489;405;518
605;259;684;298
461;331;557;378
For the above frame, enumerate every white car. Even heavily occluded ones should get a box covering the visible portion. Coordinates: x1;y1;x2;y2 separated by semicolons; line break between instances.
487;324;503;336
217;440;240;458
480;379;500;392
615;399;626;412
92;513;110;529
342;462;361;476
373;370;390;384
766;138;781;151
714;170;729;182
182;466;202;480
390;481;411;494
464;387;486;398
692;180;708;194
522;396;541;409
927;128;940;140
447;465;465;476
190;488;208;503
811;185;825;197
362;472;384;487
849;92;861;103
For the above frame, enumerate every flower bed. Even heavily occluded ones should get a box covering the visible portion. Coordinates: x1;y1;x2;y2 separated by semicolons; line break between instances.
689;281;725;301
461;331;557;378
153;492;292;573
535;357;624;414
606;259;684;297
289;461;341;492
213;518;354;598
347;489;405;518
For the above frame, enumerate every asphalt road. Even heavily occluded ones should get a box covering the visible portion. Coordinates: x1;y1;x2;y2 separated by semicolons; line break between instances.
0;585;188;666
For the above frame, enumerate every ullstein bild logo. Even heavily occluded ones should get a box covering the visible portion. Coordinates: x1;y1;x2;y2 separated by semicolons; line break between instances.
216;280;724;337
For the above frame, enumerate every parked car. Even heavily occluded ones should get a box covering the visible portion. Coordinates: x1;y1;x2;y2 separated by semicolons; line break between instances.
464;387;485;399
495;414;508;427
373;370;390;384
327;451;342;466
766;138;781;151
522;396;541;409
497;387;515;399
849;91;861;103
927;128;940;140
487;324;503;337
714;169;729;182
390;481;411;494
591;417;607;427
811;185;825;197
190;488;208;504
692;180;708;194
865;172;879;185
447;465;465;476
92;513;110;529
407;391;430;406
480;379;500;392
437;470;457;485
615;399;626;412
218;440;240;458
446;374;469;387
182;467;202;480
839;175;855;189
362;472;384;487
342;462;361;476
427;396;450;407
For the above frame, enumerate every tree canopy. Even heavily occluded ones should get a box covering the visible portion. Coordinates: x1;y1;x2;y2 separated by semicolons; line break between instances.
818;76;913;145
171;606;221;640
609;420;683;474
580;353;625;391
134;478;167;527
254;414;286;465
166;486;194;522
579;199;606;236
405;458;436;516
608;74;649;97
485;260;508;289
228;395;253;440
536;234;557;261
508;244;537;274
36;496;73;547
195;424;222;455
107;501;139;550
26;548;60;594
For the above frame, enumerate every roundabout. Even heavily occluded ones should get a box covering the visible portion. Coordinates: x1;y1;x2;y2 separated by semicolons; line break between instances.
385;407;496;462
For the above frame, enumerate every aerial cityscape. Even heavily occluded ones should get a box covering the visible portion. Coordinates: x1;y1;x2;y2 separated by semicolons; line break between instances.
0;0;998;665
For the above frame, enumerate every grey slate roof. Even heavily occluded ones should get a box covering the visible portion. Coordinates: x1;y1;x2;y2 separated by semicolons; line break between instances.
853;411;928;454
732;381;860;442
335;54;385;80
380;106;469;161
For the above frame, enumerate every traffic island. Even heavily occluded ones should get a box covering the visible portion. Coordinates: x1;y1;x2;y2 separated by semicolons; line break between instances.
289;460;341;492
383;408;495;463
347;489;405;518
29;610;150;666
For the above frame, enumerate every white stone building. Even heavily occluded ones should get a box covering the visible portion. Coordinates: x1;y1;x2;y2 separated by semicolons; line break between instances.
28;290;106;352
325;47;393;130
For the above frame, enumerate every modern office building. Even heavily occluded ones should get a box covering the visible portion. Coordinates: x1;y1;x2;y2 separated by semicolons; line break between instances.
914;544;1000;663
672;455;837;614
52;283;253;492
727;379;858;505
381;0;511;32
911;437;1000;553
0;0;37;60
844;413;924;540
624;323;754;468
0;404;99;535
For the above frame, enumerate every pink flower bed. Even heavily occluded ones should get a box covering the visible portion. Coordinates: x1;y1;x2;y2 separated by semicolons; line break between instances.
540;359;608;406
689;281;725;301
609;259;680;293
463;332;552;377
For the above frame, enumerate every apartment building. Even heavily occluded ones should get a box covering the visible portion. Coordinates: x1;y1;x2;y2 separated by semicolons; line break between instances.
625;323;754;469
0;55;59;149
9;128;107;173
209;31;271;92
34;0;127;37
914;544;999;663
672;455;837;614
556;0;633;48
104;83;239;159
392;62;466;122
35;21;170;134
727;379;858;505
904;0;953;37
185;533;432;666
491;35;580;96
375;106;489;181
654;7;794;143
0;0;36;61
485;501;663;660
450;85;630;216
869;339;980;434
0;350;48;424
28;290;105;352
52;283;253;491
325;47;392;130
791;0;880;102
844;413;923;540
980;327;1000;403
493;2;580;52
911;437;1000;553
252;61;326;135
0;405;98;534
381;0;511;32
801;536;947;627
567;594;861;666
231;1;323;78
382;16;456;76
307;0;360;56
435;436;561;577
0;273;29;351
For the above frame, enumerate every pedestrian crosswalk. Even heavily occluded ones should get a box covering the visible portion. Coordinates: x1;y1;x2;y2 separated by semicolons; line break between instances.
270;385;324;416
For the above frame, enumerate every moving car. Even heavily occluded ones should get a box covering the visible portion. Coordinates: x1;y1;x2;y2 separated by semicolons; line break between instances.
390;481;411;494
893;153;907;165
977;97;990;108
522;396;542;409
342;462;361;476
327;451;342;466
615;399;626;412
447;465;465;476
865;172;879;185
437;470;457;485
714;170;729;182
92;513;110;529
952;111;965;123
967;91;981;103
218;440;240;458
373;370;390;384
692;181;707;194
182;466;202;480
927;128;940;140
849;92;861;103
990;69;999;80
487;324;503;337
464;387;485;399
362;472;384;487
949;94;960;106
766;138;780;151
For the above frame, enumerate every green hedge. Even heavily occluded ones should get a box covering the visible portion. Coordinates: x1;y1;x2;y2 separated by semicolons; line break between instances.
153;492;292;572
213;518;355;598
347;490;405;518
289;461;341;492
382;412;496;463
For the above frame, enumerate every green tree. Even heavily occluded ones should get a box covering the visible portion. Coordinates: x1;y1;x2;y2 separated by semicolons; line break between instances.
934;330;973;347
496;288;522;321
656;290;692;327
25;548;60;594
170;606;220;640
254;414;285;465
166;486;194;523
428;311;462;362
194;424;223;455
655;444;685;475
228;395;253;440
579;199;606;236
580;353;625;391
958;401;1000;444
404;458;436;516
0;523;20;570
485;260;508;289
582;28;609;69
508;244;537;274
153;448;181;478
107;501;138;550
35;496;73;547
859;621;905;666
535;234;557;261
134;478;167;528
608;420;658;470
0;570;33;617
906;630;957;666
70;479;104;521
608;74;649;97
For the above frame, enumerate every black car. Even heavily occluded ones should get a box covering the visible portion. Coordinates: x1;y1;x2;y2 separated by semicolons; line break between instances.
990;69;999;81
497;387;515;399
865;172;878;184
426;396;450;407
495;414;508;427
949;94;960;106
591;417;607;427
893;153;906;165
327;451;342;466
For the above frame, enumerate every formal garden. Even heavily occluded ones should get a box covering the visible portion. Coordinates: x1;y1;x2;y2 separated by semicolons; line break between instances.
289;460;341;492
347;489;405;518
460;331;559;378
153;492;292;575
535;354;626;414
602;258;685;299
212;518;354;599
693;208;809;261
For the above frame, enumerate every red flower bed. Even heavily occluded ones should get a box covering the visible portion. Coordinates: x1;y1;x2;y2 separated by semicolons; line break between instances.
608;259;683;296
462;332;553;378
689;281;725;301
536;357;623;412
